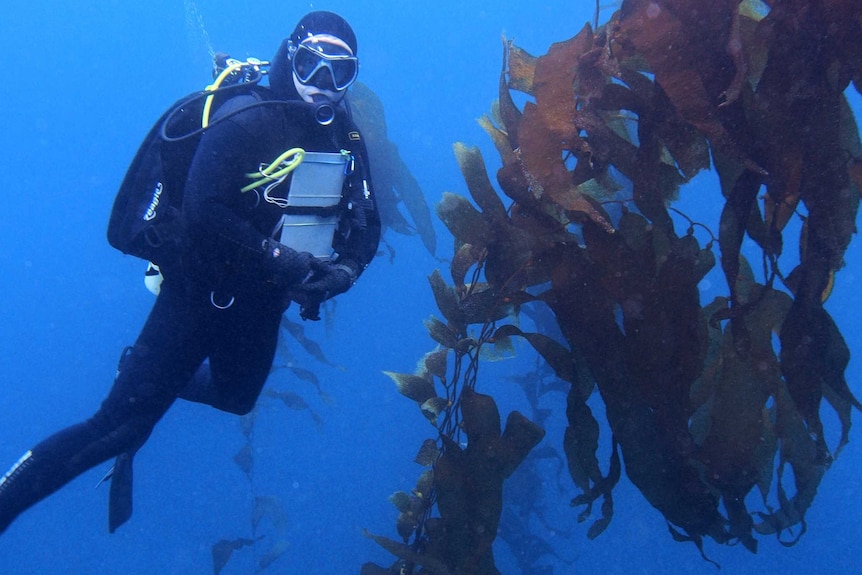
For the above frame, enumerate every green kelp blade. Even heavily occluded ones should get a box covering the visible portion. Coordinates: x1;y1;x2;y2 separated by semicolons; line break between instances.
494;324;575;383
239;411;256;439
309;408;324;430
480;330;516;362
253;495;288;532
452;142;508;223
232;443;253;478
389;491;413;513
212;537;261;575
450;242;486;292
287;365;328;398
396;511;419;541
349;81;438;257
414;469;434;500
428;270;465;328
280;317;341;368
564;392;601;495
383;371;437;404
506;39;537;95
478;114;517;167
287;365;318;384
499;410;546;479
265;389;309;410
421;396;451;425
590;494;616;540
423;316;459;348
460;387;502;447
362;529;452;575
422;348;449;380
435;192;492;248
498;38;524;148
258;539;291;571
414;439;440;466
458;285;514;325
823;383;853;457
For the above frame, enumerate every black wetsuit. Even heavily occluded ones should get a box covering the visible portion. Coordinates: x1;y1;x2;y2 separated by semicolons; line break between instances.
0;92;380;534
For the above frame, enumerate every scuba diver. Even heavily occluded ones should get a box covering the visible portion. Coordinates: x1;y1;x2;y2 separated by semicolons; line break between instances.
0;11;379;535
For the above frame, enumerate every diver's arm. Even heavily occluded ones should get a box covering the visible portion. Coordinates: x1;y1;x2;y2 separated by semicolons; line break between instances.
182;106;310;288
183;113;263;256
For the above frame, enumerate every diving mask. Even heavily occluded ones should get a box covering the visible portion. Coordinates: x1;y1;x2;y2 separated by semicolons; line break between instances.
290;35;358;92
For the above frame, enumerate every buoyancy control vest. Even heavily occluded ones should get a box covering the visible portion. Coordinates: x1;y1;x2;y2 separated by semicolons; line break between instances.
107;63;374;279
106;66;266;268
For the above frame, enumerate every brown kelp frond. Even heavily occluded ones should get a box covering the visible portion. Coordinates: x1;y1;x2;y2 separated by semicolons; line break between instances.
383;371;437;405
368;0;861;570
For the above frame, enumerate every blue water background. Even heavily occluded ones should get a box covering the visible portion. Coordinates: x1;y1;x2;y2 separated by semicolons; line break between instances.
1;1;860;573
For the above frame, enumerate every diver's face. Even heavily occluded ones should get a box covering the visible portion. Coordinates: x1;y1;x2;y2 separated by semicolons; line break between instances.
293;73;344;103
290;34;358;103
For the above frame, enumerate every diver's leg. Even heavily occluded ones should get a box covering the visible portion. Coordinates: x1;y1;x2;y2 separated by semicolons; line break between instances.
178;299;282;415
0;282;209;535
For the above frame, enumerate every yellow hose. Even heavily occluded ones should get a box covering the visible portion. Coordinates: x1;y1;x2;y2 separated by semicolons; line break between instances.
241;148;306;193
202;60;248;128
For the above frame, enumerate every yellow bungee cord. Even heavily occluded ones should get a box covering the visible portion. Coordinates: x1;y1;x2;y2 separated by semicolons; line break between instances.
241;148;306;207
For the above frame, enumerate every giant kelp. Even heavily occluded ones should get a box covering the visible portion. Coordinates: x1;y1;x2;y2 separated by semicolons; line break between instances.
350;81;439;258
365;0;862;571
211;317;339;573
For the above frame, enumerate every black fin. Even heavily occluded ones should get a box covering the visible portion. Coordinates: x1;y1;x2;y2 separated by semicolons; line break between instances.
108;451;135;533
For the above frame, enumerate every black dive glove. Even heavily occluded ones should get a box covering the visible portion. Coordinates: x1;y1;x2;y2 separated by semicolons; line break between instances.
290;260;355;321
262;238;315;287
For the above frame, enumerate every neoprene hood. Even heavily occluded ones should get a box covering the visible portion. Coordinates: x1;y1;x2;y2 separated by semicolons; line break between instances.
269;11;357;100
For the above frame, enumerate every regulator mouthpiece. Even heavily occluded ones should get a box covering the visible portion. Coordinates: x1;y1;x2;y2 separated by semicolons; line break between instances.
311;94;335;126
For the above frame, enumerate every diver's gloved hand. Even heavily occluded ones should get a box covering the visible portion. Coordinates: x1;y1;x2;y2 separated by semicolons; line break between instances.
262;238;314;287
290;260;355;321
